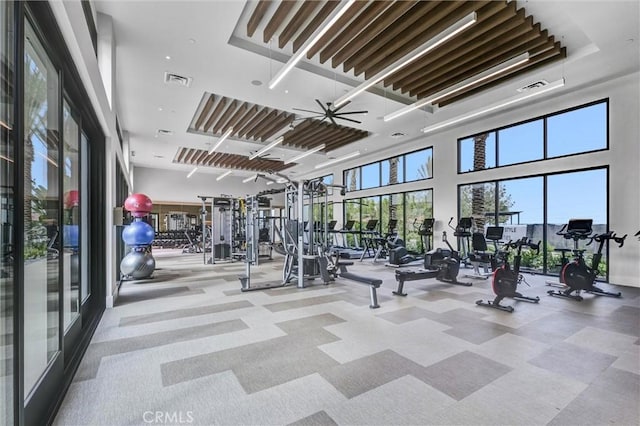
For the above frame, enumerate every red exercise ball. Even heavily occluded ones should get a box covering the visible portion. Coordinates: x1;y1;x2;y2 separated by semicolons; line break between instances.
64;190;79;208
124;193;153;214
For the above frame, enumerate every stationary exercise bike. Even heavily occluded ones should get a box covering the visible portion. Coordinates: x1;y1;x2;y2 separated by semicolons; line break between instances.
476;237;541;313
547;229;627;301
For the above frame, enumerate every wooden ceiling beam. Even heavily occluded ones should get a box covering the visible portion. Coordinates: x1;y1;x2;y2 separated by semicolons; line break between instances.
288;123;329;148
235;106;263;137
220;102;248;134
260;112;293;141
184;148;197;164
246;109;278;139
279;1;319;48
342;1;441;74
240;108;270;139
294;1;340;53
202;97;227;132
386;1;512;85
194;94;216;131
230;104;257;137
318;1;392;64
361;1;488;79
212;100;238;134
331;1;419;68
263;1;296;43
410;24;544;97
247;0;272;38
176;147;188;163
437;44;565;106
407;21;540;96
281;119;316;146
195;150;208;165
306;0;368;59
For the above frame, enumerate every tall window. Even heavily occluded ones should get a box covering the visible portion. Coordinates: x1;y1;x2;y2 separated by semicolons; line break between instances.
547;169;608;278
459;100;608;173
458;168;607;278
1;1;15;422
344;147;432;193
404;190;433;251
23;17;61;397
405;148;433;182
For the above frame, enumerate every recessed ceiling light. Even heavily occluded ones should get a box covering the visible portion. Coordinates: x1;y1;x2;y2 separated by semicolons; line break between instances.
165;55;171;60
285;90;289;94
158;107;163;111
157;129;173;136
251;80;263;86
188;38;196;44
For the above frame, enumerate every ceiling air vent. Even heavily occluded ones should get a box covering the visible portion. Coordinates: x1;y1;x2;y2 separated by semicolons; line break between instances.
517;80;549;92
164;72;192;88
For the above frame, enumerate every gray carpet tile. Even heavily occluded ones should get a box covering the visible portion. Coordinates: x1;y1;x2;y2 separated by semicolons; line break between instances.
161;314;343;392
264;295;350;312
75;319;247;381
548;368;640;426
511;310;595;344
528;341;617;384
118;300;254;327
419;350;513;401
288;410;338;426
116;286;205;305
320;349;437;399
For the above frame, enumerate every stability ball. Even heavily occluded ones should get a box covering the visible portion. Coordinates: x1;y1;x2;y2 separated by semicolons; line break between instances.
120;251;155;279
122;220;155;246
64;190;79;208
63;224;79;248
124;193;153;217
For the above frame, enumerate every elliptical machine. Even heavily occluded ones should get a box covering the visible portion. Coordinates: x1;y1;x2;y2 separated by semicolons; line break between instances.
548;224;627;301
476;237;541;313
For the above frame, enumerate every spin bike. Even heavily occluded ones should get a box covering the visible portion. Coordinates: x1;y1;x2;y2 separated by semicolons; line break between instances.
476;237;541;313
547;230;627;301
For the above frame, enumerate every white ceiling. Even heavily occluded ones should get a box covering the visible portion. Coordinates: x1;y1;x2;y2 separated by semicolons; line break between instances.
94;0;640;179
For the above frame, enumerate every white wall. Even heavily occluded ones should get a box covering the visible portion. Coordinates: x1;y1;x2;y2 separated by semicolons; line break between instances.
133;167;286;206
324;72;639;287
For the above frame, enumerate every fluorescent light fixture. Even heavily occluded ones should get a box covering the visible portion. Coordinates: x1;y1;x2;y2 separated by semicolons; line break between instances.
284;144;326;164
268;0;356;90
216;170;232;181
187;167;198;178
242;174;258;183
421;78;565;134
333;12;477;108
249;136;284;160
314;151;360;169
266;181;274;185
208;127;234;154
384;52;530;122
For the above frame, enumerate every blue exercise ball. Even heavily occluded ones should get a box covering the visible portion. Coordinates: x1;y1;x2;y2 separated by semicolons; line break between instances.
122;220;155;247
120;251;155;279
63;224;79;248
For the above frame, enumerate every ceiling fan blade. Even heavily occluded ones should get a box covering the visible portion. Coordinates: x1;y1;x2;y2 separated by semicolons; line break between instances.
328;115;337;126
315;99;329;114
335;110;369;115
293;107;322;114
336;116;362;124
332;100;351;113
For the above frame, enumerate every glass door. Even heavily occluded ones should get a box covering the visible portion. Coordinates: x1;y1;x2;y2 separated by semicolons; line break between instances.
23;15;61;401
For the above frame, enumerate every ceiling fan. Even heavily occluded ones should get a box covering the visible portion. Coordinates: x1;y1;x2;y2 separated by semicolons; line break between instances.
293;99;368;125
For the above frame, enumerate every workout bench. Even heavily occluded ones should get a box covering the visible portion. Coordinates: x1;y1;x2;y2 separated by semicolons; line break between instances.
320;256;383;309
